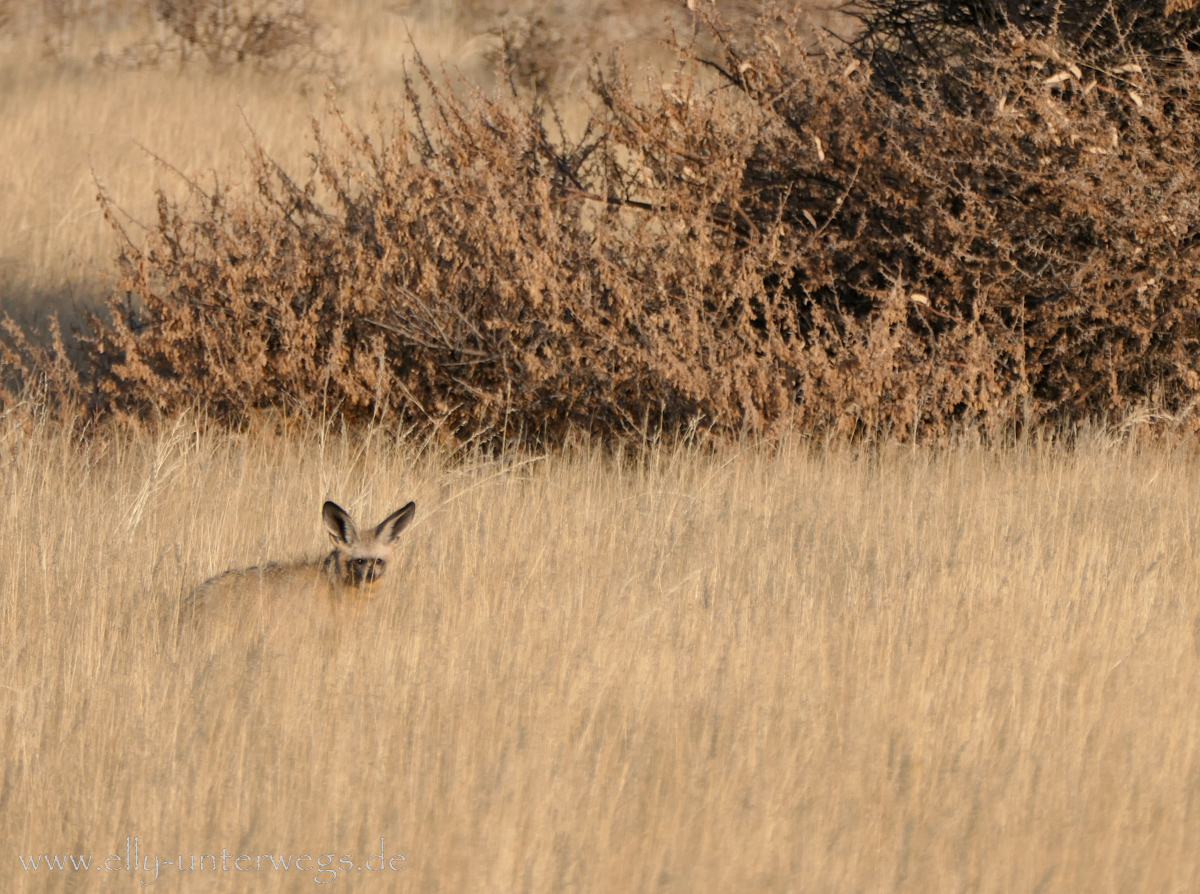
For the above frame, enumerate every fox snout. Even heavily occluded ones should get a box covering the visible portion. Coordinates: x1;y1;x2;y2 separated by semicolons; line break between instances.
322;500;416;589
348;556;386;585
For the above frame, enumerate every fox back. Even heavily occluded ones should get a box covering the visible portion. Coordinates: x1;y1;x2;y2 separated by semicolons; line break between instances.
184;500;417;627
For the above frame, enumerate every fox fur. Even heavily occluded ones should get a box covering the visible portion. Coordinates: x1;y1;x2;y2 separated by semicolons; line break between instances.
184;500;416;626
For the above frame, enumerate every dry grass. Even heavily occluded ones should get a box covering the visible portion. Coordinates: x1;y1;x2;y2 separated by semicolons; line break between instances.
0;0;477;320
0;50;325;322
0;0;851;325
3;413;1200;891
0;2;531;317
5;5;1197;888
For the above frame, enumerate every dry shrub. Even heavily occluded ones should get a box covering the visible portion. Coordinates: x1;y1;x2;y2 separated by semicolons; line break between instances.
81;68;792;442
39;0;117;56
849;0;1200;73
693;13;1200;438
15;0;333;72
153;0;325;69
492;13;575;93
13;6;1200;444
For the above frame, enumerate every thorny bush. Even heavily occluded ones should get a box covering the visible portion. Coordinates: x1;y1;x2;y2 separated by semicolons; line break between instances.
8;7;1200;444
848;0;1200;81
154;0;326;71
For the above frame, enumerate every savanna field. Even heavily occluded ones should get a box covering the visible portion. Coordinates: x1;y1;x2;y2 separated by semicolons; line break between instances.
5;1;1200;892
7;418;1200;892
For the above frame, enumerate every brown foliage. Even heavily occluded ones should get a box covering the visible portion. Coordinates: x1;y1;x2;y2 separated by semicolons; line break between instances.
11;8;1200;444
848;0;1200;72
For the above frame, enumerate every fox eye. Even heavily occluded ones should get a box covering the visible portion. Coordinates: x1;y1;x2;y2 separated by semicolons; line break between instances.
374;559;386;568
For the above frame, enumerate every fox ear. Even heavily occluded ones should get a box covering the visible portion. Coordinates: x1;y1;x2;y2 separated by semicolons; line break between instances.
375;502;416;544
323;501;358;545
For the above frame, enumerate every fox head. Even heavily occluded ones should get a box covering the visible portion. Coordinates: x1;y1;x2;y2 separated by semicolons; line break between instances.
322;500;416;588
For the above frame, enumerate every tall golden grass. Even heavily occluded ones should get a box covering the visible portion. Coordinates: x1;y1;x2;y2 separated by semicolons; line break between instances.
4;4;1197;890
3;411;1199;892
